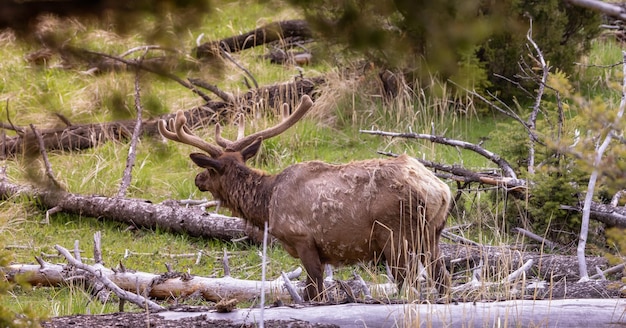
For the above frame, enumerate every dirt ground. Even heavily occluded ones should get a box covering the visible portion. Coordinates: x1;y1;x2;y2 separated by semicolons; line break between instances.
42;311;338;328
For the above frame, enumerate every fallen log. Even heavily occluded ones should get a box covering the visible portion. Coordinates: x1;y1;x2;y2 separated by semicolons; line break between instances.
1;77;322;159
0;179;260;242
4;260;303;303
194;20;313;57
155;298;626;328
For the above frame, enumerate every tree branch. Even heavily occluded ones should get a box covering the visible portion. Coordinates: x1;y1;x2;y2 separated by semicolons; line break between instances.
361;129;519;179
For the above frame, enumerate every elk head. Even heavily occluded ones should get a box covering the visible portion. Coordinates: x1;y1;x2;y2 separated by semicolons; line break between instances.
157;95;314;204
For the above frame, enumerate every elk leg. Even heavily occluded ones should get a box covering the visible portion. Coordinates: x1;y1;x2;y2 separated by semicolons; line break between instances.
382;243;407;293
429;226;451;295
294;244;324;301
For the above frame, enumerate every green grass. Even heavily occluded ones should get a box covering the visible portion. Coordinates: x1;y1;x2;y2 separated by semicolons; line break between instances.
0;0;623;320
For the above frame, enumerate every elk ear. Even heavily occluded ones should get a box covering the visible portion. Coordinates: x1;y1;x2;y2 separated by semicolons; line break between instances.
189;153;224;173
241;137;262;162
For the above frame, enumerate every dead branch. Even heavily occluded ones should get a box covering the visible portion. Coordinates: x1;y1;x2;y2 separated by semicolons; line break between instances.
78;48;212;102
55;243;165;312
0;179;262;242
525;18;549;174
188;78;235;104
29;124;64;190
565;0;626;20
361;129;518;179
512;227;560;251
118;65;144;198
376;150;525;192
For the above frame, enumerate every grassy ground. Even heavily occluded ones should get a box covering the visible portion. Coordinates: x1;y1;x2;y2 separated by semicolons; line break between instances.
0;0;623;321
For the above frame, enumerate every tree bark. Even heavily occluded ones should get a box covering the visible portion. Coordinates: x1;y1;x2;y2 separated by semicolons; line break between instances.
194;20;312;58
1;77;322;159
0;180;261;242
4;262;303;303
156;298;626;327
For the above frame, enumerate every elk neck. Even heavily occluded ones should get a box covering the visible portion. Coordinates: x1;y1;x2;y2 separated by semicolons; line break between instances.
220;162;275;228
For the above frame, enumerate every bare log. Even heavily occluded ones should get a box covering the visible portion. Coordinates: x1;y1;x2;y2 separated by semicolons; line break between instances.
0;77;322;159
155;298;626;327
562;202;626;228
4;260;304;303
194;20;312;58
0;179;259;242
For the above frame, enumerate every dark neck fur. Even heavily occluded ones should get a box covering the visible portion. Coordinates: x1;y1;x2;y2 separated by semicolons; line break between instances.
220;164;275;228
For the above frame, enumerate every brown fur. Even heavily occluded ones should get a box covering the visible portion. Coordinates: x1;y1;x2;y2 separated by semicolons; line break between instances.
191;148;451;300
161;95;450;300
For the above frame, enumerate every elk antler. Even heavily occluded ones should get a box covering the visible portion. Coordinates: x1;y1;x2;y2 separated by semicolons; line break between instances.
216;95;314;151
158;110;223;158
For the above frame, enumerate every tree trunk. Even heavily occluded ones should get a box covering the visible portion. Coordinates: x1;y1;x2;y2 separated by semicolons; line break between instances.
0;180;262;242
4;262;302;303
155;298;626;328
194;20;312;58
1;77;322;159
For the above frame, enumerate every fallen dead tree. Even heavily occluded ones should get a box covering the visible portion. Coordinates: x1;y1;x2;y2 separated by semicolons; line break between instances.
0;179;259;242
3;231;392;304
1;77;322;159
154;298;626;328
5;250;304;304
194;19;313;57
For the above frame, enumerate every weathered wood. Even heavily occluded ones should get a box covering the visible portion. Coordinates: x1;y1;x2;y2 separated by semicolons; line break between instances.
4;262;304;302
562;202;626;228
194;20;312;58
156;298;626;328
0;78;322;159
0;180;259;242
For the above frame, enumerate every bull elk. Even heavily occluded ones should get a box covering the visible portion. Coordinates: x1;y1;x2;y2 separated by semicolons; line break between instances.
158;95;451;300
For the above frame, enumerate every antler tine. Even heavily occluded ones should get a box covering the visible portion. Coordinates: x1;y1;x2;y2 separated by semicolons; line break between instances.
214;123;233;149
236;115;246;140
214;115;246;150
281;103;289;121
158;110;223;158
227;95;314;151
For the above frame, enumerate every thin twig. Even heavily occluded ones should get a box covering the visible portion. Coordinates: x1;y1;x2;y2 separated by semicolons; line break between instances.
83;49;212;102
118;55;145;198
188;78;235;103
29;124;64;189
260;221;269;328
512;227;559;250
119;45;181;58
55;244;165;312
220;48;259;89
4;99;25;135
